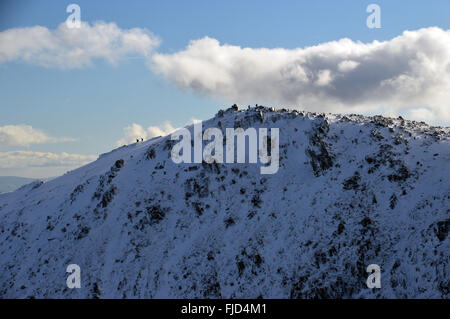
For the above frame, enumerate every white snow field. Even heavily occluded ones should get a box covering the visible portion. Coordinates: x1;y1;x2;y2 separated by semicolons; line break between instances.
0;106;448;298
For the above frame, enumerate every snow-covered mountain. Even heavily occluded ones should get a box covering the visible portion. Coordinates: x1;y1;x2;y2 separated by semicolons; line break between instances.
0;106;448;298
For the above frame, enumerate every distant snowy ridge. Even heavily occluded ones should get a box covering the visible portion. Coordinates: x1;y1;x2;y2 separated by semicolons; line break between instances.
0;106;448;298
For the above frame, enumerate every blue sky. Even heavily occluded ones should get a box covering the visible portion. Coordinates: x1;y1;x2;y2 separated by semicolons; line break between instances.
1;0;450;178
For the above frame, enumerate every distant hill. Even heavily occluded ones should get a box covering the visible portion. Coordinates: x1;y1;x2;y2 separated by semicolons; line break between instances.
0;176;36;194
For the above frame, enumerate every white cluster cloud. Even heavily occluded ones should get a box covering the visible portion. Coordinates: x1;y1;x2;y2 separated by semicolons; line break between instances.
0;21;160;68
1;22;449;126
151;27;450;124
116;122;175;146
0;151;96;168
0;124;75;147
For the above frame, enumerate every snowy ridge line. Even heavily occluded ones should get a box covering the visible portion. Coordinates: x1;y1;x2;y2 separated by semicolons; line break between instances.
0;105;448;298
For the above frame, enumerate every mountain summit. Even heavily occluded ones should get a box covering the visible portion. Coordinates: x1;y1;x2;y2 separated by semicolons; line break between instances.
0;106;448;298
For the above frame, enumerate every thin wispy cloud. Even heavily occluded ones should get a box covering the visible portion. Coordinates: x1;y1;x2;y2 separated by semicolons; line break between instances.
0;151;96;168
0;125;75;147
151;27;450;125
0;21;160;68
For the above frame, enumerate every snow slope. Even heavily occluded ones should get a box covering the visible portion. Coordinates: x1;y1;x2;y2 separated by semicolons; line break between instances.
0;106;448;298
